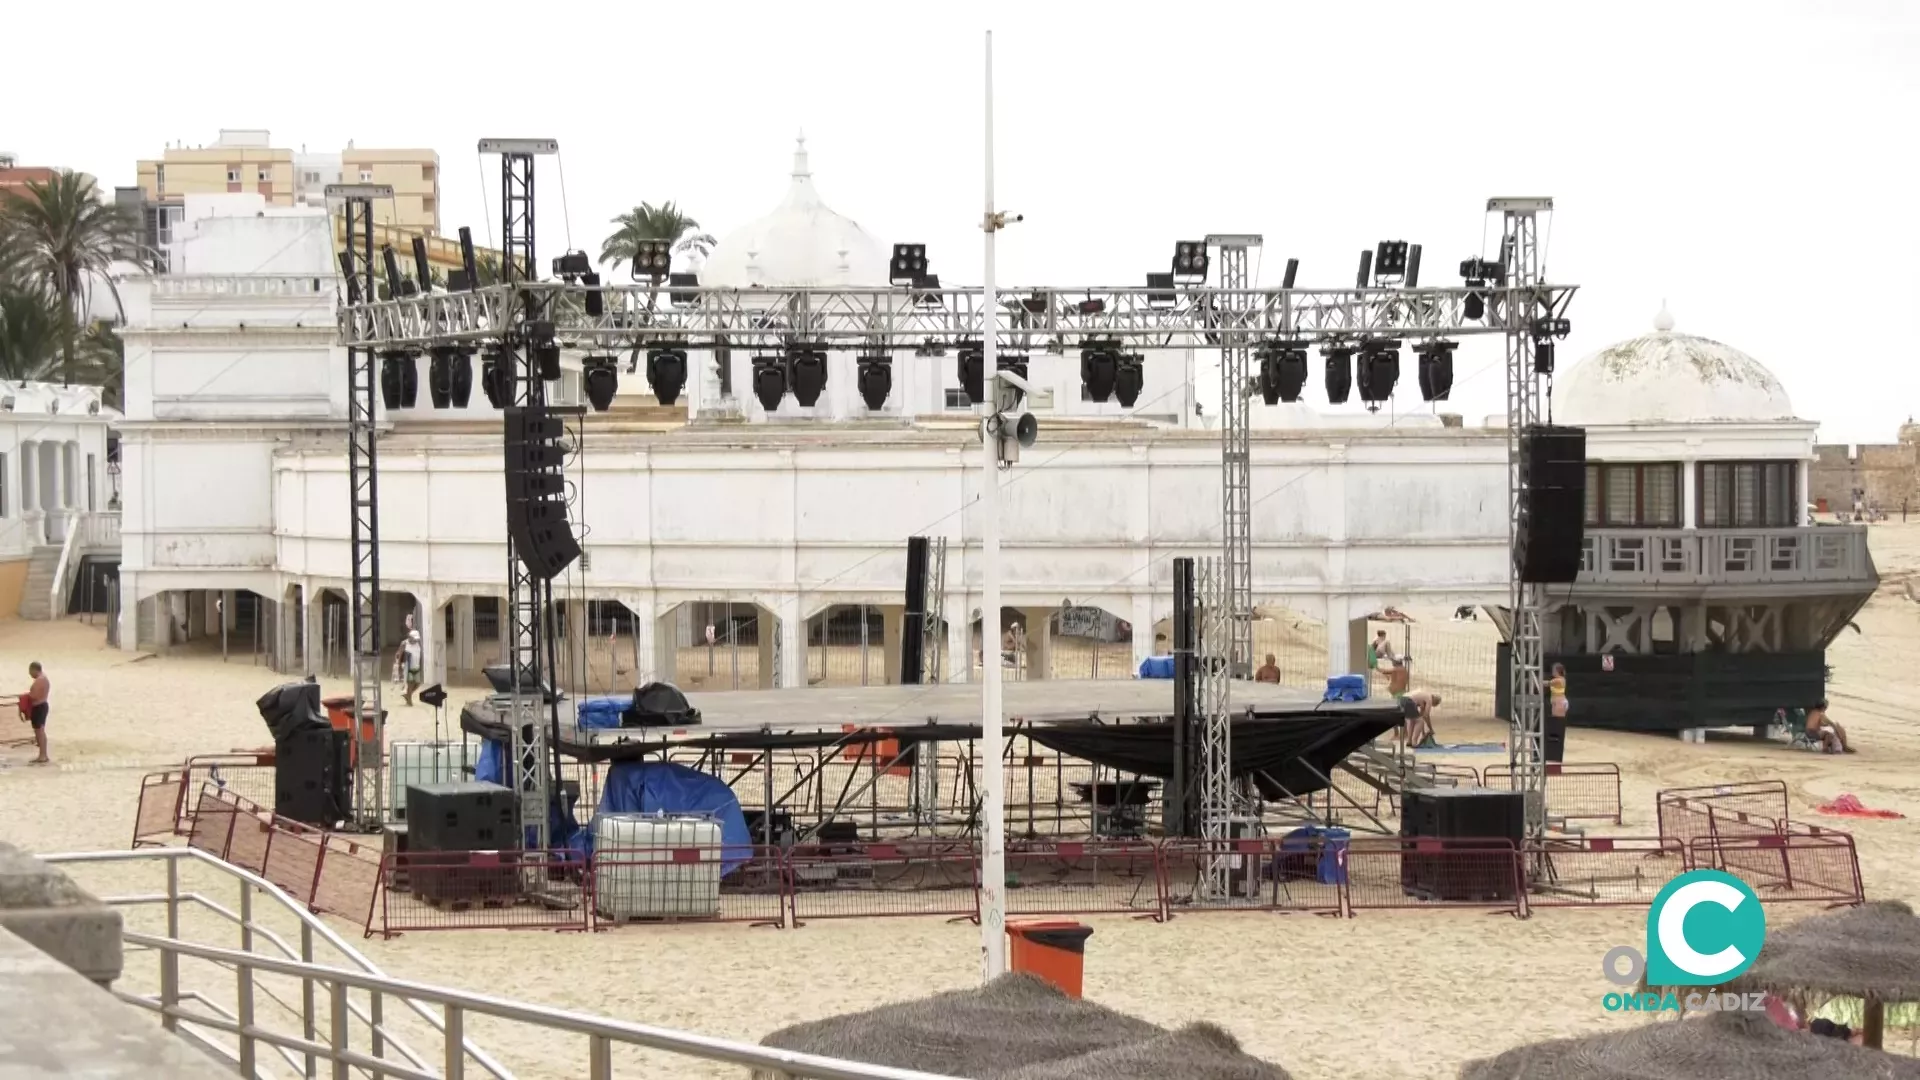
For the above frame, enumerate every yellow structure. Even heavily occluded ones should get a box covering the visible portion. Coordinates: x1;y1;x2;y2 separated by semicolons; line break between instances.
136;130;441;236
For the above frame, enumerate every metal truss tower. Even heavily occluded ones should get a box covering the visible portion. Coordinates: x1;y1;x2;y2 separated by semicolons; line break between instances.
1208;234;1260;685
1496;197;1552;843
483;138;562;851
330;184;391;828
923;537;948;683
1194;555;1234;897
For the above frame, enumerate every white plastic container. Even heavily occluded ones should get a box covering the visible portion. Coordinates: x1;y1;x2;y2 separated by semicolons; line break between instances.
592;813;723;920
390;741;472;822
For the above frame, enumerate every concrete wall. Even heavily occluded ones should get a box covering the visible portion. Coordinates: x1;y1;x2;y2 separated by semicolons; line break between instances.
1809;441;1920;512
0;558;27;618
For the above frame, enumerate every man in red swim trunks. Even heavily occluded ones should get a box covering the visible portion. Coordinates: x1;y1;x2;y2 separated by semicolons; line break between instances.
24;661;50;764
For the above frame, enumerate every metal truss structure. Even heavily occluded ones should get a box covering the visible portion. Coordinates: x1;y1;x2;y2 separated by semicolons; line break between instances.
1495;198;1554;843
332;195;1576;856
333;189;386;827
1194;555;1234;897
922;537;949;683
487;140;565;852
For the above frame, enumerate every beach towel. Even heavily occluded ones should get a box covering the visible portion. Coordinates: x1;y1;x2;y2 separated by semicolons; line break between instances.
1815;793;1905;820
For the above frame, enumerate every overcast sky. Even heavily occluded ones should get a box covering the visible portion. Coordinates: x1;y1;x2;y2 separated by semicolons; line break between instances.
9;0;1915;442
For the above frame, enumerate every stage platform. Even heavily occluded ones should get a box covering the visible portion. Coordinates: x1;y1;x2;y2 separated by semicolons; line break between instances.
674;678;1325;730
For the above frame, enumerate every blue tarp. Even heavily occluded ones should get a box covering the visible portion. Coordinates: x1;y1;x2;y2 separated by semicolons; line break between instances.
1278;826;1349;885
1323;675;1368;703
476;738;506;785
1138;655;1175;680
597;761;753;874
576;696;628;729
474;738;586;856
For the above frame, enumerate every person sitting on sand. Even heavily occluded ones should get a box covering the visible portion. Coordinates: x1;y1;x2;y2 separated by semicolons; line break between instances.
1255;654;1281;684
1807;700;1853;754
1400;690;1441;749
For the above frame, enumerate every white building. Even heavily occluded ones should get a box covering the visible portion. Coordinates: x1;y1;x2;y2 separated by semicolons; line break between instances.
108;145;1871;731
0;383;119;621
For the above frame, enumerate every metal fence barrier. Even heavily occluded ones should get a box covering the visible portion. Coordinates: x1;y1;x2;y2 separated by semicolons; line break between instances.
133;769;186;847
1344;838;1528;917
590;845;787;928
376;850;591;936
1688;832;1865;907
1522;837;1687;907
1485;762;1624;824
1656;780;1789;849
1003;840;1163;919
788;841;979;925
1160;837;1343;918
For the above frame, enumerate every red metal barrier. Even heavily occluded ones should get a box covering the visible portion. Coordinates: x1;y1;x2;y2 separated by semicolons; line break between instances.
591;845;786;927
133;770;186;848
373;850;590;938
1688;832;1863;907
1486;762;1624;824
176;754;277;834
1161;836;1343;918
1344;838;1526;917
1428;763;1483;786
186;786;243;859
1657;781;1788;848
1523;837;1687;907
788;840;977;924
317;833;383;926
1004;839;1163;920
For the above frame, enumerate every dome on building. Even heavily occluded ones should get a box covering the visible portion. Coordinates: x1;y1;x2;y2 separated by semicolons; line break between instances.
1554;304;1795;426
701;136;889;289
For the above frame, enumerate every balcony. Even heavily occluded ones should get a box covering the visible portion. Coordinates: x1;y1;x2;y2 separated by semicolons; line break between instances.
149;274;332;299
1578;526;1875;589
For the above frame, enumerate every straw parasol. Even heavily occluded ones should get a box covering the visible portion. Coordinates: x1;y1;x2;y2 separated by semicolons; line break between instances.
1459;1010;1920;1079
756;974;1292;1079
1727;900;1920;1049
995;1022;1293;1080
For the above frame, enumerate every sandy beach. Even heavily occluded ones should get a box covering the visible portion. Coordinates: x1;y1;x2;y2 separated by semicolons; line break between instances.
4;524;1917;1078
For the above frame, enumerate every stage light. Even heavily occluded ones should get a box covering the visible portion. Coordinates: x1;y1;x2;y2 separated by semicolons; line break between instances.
581;271;603;318
1464;290;1485;321
583;355;619;412
998;353;1029;405
379;350;418;410
645;343;689;405
418;684;447;708
1258;344;1308;404
631;239;671;281
1375;241;1409;278
1114;354;1145;408
1323;344;1356;404
383;246;413;298
668;272;699;307
1076;298;1107;316
1405;244;1423;288
1080;342;1119;403
1355;249;1373;290
428;345;460;409
957;340;985;405
450;346;475;407
913;273;943;308
856;354;892;410
1533;338;1555;376
1282;258;1299;289
551;250;592;280
1357;338;1402;405
789;346;828;407
1416;340;1457;402
1172;240;1209;281
1459;257;1502;322
1531;317;1571;339
412;237;432;294
481;347;510;409
890;244;928;286
1145;272;1175;308
751;356;788;411
458;226;479;290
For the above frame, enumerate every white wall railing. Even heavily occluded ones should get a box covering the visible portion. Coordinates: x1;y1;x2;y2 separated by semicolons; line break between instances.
83;508;122;549
1579;526;1874;586
150;275;334;300
44;847;961;1080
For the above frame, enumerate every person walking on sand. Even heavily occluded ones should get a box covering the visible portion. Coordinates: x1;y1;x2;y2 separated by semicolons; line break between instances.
401;631;424;706
22;662;51;764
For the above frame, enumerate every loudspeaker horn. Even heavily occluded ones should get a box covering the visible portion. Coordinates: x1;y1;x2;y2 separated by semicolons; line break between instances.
1014;412;1038;448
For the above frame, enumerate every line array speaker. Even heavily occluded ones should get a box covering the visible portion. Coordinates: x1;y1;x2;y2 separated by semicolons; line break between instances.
1516;424;1586;584
504;406;581;579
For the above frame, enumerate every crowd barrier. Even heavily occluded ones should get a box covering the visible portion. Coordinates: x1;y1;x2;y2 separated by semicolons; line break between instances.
181;785;383;924
1656;781;1789;849
1484;762;1625;824
1689;831;1864;907
178;753;278;830
1523;837;1688;907
132;769;186;848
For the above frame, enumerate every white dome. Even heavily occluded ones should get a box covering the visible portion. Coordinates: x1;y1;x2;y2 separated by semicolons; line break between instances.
1554;305;1795;426
701;137;889;289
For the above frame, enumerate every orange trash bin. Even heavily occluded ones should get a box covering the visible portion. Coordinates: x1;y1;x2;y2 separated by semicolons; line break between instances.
322;696;386;765
1007;919;1093;998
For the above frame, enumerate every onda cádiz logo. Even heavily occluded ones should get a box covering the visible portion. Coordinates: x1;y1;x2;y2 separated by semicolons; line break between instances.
1600;869;1769;1014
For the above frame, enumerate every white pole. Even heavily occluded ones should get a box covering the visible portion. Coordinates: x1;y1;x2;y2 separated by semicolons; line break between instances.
978;27;1008;982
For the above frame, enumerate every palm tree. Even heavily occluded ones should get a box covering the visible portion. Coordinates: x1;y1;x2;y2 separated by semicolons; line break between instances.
0;171;144;384
0;287;65;382
601;202;717;276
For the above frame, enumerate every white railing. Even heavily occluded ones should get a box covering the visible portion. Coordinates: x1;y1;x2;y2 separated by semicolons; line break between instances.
151;275;335;299
44;848;960;1080
84;509;123;549
48;509;80;619
1580;526;1874;586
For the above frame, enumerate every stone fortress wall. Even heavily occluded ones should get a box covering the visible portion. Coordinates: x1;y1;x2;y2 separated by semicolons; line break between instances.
1809;422;1920;513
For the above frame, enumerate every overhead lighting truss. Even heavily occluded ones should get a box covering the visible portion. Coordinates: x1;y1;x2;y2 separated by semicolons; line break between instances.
337;282;1576;352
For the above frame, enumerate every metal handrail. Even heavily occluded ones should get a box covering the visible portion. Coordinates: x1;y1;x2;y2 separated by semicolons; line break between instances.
44;846;511;1079
48;508;80;619
117;936;962;1080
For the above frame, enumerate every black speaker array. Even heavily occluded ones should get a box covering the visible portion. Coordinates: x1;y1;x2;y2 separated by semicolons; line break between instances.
1516;424;1587;584
901;537;929;686
504;406;581;580
274;728;351;827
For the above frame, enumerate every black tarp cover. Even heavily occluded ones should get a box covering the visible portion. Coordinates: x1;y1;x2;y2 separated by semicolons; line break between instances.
257;681;330;743
460;703;1398;799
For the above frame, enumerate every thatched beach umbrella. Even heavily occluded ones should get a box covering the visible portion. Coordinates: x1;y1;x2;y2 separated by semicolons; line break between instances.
1459;1010;1920;1080
1728;899;1920;1049
757;974;1291;1079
